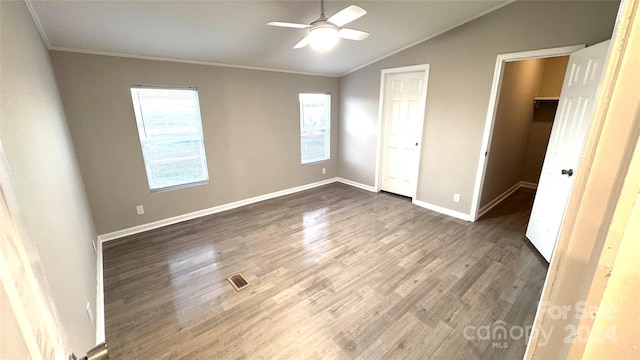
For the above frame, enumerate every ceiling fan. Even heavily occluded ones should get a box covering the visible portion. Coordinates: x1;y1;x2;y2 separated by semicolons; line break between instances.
267;0;369;51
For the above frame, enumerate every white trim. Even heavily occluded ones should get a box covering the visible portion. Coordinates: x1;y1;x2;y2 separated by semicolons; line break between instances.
26;0;512;79
93;174;473;339
47;46;339;78
379;64;432;75
412;199;472;222
478;182;520;218
338;0;517;77
24;1;337;79
336;177;377;192
98;178;338;242
375;64;430;201
469;44;586;221
299;93;332;165
0;144;69;356
374;73;387;192
95;237;104;344
477;181;538;219
24;0;50;47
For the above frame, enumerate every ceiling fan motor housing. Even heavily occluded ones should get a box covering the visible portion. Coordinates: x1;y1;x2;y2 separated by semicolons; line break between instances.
310;19;339;32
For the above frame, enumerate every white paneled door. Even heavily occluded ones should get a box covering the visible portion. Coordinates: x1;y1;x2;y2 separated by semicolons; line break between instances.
381;71;427;197
526;40;611;262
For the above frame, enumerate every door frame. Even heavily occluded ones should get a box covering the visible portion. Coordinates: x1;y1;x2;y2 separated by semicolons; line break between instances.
0;142;70;358
374;64;430;201
469;45;585;221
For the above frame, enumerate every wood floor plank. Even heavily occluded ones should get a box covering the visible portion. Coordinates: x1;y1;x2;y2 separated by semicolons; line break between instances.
103;184;547;359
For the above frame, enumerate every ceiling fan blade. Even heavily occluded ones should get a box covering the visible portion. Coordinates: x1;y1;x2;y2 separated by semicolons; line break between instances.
327;5;366;27
338;28;369;41
293;35;313;49
267;21;310;29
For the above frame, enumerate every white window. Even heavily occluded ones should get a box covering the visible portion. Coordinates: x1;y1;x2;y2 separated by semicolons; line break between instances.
130;86;208;192
299;93;331;164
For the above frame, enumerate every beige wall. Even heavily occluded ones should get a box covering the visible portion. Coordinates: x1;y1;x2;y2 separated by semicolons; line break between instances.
1;1;97;354
339;0;619;215
50;52;340;234
480;59;545;207
521;101;556;183
521;56;569;184
538;56;570;97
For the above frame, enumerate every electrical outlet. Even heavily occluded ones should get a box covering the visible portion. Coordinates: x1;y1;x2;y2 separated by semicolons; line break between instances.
453;193;460;203
136;205;144;215
86;302;94;326
322;167;326;174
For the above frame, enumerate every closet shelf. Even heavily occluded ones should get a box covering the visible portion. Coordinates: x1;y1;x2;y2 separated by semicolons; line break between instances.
534;97;560;109
533;96;560;102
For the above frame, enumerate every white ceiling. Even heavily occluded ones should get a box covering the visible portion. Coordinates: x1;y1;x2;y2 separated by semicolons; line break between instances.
28;0;510;77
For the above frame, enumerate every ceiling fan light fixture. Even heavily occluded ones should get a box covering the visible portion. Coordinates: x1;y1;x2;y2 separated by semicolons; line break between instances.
309;26;339;52
268;0;367;51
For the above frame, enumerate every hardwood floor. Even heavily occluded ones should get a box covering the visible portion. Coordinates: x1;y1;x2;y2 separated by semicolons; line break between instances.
103;184;547;359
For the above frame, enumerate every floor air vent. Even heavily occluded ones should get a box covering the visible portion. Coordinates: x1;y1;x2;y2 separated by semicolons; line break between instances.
227;274;251;292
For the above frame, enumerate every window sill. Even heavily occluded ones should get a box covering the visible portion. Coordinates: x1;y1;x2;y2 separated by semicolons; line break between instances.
301;159;330;166
150;180;208;193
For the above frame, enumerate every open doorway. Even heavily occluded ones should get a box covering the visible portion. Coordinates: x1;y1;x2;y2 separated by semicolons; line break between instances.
470;45;583;221
471;41;612;263
478;55;569;218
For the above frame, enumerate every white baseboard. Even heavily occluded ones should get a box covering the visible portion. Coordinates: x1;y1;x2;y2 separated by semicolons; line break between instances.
98;178;339;242
478;181;538;218
478;182;521;218
519;181;538;190
412;199;472;221
93;176;478;337
94;177;346;335
95;236;104;344
336;177;377;192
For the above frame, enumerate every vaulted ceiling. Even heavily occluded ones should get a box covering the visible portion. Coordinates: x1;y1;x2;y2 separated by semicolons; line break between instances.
28;0;510;76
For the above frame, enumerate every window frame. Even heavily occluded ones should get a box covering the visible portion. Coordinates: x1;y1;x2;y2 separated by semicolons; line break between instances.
130;85;209;193
299;92;331;165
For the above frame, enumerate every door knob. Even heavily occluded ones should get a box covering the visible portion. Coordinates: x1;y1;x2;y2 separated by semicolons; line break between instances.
415;142;418;146
561;169;574;177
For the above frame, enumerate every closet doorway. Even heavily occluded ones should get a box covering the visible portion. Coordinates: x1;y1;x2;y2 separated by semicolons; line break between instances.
470;46;579;220
478;55;569;216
